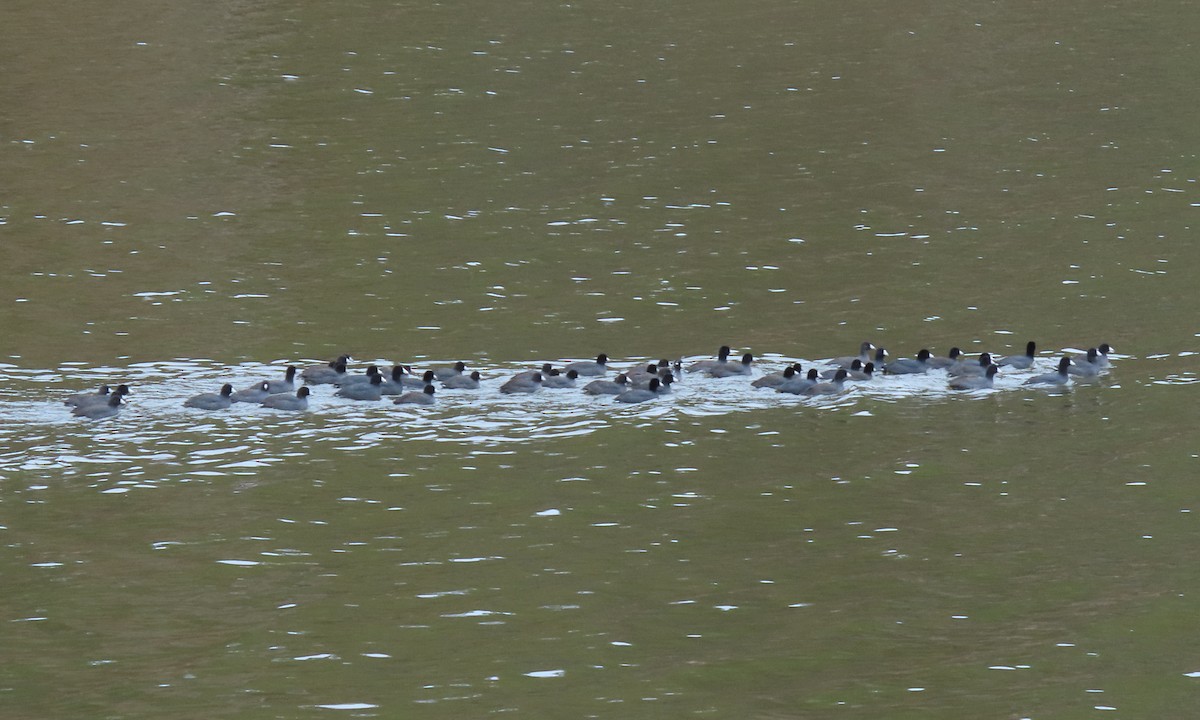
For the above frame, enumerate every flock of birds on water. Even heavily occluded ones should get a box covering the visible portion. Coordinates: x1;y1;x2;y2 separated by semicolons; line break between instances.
59;341;1117;420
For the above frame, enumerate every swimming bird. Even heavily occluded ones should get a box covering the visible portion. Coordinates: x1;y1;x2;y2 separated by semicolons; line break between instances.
583;374;630;395
1024;357;1072;386
949;353;994;377
847;361;875;381
753;364;800;389
394;385;436;405
500;372;543;394
884;349;932;375
301;356;349;385
398;369;437;390
565;353;609;377
513;363;555;381
184;383;234;410
263;365;298;394
335;374;383;400
1074;342;1112;369
821;360;858;379
708;353;754;378
72;393;123;419
433;361;468;381
64;384;110;407
334;364;380;386
949;365;999;390
803;368;848;396
625;363;662;383
378;366;408;395
777;368;821;395
441;370;482;389
542;369;580;388
686;346;731;373
615;377;661;403
997;341;1036;370
830;341;873;369
68;384;130;409
231;381;272;404
261;386;310;411
926;347;963;370
1068;348;1104;377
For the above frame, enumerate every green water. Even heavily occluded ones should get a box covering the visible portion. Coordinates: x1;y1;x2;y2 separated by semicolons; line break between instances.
3;0;1199;718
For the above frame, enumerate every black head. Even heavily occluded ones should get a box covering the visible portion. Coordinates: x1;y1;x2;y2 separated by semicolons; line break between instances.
850;359;862;370
365;365;379;377
978;353;992;366
860;341;874;354
783;366;796;378
615;374;628;385
864;362;875;374
1087;348;1098;361
370;374;383;385
334;359;347;373
948;347;962;359
917;349;931;361
114;384;131;396
1098;343;1111;354
285;365;297;380
718;345;731;359
596;353;608;364
297;387;311;398
548;369;562;377
1057;356;1072;372
98;384;111;394
646;363;658;373
469;371;481;380
454;361;466;372
423;385;436;395
531;372;543;383
391;366;404;381
807;368;819;380
986;364;999;378
648;378;661;391
1025;341;1036;356
566;369;579;379
108;394;123;407
422;370;435;382
792;362;803;372
220;383;234;396
834;369;848;381
741;353;753;365
541;363;554;372
661;371;674;384
873;348;888;363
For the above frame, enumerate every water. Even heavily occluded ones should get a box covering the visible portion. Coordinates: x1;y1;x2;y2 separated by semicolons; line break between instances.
4;0;1200;717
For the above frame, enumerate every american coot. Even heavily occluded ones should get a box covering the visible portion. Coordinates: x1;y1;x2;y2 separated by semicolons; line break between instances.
830;341;874;369
997;341;1036;370
615;377;661;403
441;370;482;389
336;374;383;400
1074;342;1112;369
686;346;731;373
262;386;310;411
184;383;234;410
565;353;609;377
500;372;543;394
335;364;381;386
1024;357;1072;386
231;381;272;404
1068;348;1104;377
72;393;124;420
583;374;629;395
949;353;993;377
655;372;675;394
821;360;858;379
433;361;467;381
926;347;963;370
625;363;662;382
398;369;436;390
753;364;800;389
542;369;580;388
69;384;130;409
378;366;408;395
949;365;999;390
263;365;298;394
708;353;754;378
777;368;821;395
847;361;875;381
514;363;555;381
884;349;932;375
394;385;436;405
64;384;110;407
803;368;848;396
301;356;349;385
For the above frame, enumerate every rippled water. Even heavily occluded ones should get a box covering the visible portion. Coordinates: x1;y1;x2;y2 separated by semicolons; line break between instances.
5;0;1200;717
